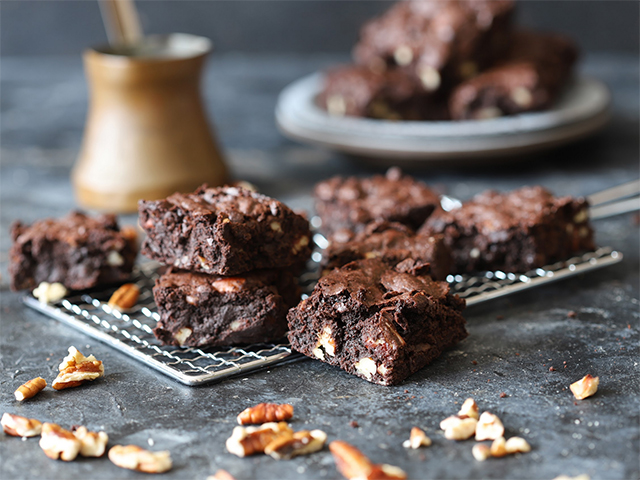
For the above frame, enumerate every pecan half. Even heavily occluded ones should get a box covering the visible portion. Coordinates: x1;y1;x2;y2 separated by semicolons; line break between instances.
108;283;140;311
1;412;42;437
108;445;172;473
226;422;293;457
39;423;81;461
570;374;599;400
14;377;47;401
264;429;327;460
207;470;238;480
52;346;104;390
329;440;407;480
237;403;294;425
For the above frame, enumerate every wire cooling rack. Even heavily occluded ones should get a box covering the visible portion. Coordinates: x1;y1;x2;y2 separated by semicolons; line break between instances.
24;247;622;386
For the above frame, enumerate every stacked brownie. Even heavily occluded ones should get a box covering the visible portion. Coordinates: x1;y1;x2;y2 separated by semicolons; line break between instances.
319;0;578;121
9;211;137;292
139;184;312;348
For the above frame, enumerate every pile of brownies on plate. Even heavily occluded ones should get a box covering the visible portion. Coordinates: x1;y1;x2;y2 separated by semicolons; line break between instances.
318;0;578;121
9;169;595;386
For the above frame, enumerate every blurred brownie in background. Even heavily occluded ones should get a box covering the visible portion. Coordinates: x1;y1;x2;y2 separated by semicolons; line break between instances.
9;211;137;291
420;186;595;274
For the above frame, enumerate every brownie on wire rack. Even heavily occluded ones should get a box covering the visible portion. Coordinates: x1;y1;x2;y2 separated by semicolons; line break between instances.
287;258;467;385
9;211;137;291
420;185;595;274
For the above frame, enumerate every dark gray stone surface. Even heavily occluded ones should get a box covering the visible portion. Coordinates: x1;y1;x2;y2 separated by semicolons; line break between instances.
0;54;638;480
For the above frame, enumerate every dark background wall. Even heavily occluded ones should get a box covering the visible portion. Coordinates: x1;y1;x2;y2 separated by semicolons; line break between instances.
1;0;638;56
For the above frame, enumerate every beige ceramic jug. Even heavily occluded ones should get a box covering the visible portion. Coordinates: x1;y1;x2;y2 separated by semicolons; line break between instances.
73;34;228;212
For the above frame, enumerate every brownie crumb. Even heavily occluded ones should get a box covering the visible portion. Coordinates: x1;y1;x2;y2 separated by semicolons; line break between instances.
500;392;508;398
496;315;504;320
567;310;577;318
349;421;359;428
472;360;478;365
549;367;556;372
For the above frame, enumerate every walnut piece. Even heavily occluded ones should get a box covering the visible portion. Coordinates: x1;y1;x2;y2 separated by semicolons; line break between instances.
264;429;327;460
52;346;104;390
441;416;477;441
108;445;172;473
207;470;238;480
505;436;531;454
570;374;599;400
1;412;42;437
33;282;67;304
39;423;81;461
226;422;293;457
107;283;140;311
237;403;294;425
489;436;508;457
402;427;431;449
472;443;492;461
458;398;479;420
329;440;407;480
72;426;109;457
475;412;504;441
14;377;47;401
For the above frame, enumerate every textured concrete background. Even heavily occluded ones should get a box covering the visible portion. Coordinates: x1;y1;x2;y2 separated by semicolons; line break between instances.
1;25;639;480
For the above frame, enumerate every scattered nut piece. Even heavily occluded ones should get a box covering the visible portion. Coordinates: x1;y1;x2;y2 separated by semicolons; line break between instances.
443;417;477;441
472;443;492;461
14;377;47;401
570;374;599;400
329;440;406;480
212;277;246;293
33;282;67;304
39;423;81;461
402;427;431;449
52;346;104;390
505;436;531;454
475;412;504;441
1;412;42;437
489;436;508;457
458;398;479;419
552;475;590;480
237;403;294;425
108;283;140;311
226;422;293;457
72;426;109;457
207;470;238;480
108;445;172;473
265;429;327;460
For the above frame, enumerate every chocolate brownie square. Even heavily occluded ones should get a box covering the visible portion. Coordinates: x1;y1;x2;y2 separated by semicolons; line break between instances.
153;268;301;347
287;258;467;385
322;222;452;281
419;186;595;274
353;0;514;91
314;168;440;236
318;64;449;121
449;30;578;120
9;211;137;291
139;185;312;276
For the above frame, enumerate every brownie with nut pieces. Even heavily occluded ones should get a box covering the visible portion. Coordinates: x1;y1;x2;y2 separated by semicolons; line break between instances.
287;258;467;385
318;64;449;121
153;268;301;347
449;30;578;120
353;0;514;92
419;186;595;274
314;168;440;236
139;185;312;276
322;221;452;281
9;211;137;291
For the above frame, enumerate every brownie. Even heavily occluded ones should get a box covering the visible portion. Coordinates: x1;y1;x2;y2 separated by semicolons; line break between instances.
287;258;467;385
318;64;449;121
314;168;440;236
139;185;312;276
419;186;595;274
322;221;452;281
353;0;514;92
153;268;301;347
449;30;579;120
9;211;137;292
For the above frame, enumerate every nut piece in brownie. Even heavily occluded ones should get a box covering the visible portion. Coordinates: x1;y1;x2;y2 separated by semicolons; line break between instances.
449;30;579;120
314;168;440;236
9;211;137;291
287;258;467;386
318;64;449;121
322;222;452;281
139;185;312;276
419;186;595;274
353;0;514;91
153;268;301;347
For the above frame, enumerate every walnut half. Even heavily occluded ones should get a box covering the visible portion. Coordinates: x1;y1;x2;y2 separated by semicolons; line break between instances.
52;346;104;390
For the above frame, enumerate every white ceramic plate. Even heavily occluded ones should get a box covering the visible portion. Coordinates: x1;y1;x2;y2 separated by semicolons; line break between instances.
275;73;611;162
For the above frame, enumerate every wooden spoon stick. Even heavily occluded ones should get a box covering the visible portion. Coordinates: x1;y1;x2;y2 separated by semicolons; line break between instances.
98;0;142;47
